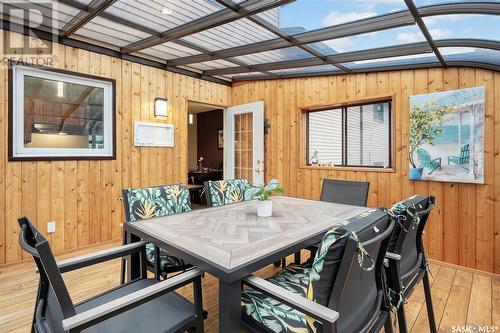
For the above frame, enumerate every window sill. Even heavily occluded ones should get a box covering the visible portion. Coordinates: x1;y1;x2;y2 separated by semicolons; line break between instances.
299;165;395;173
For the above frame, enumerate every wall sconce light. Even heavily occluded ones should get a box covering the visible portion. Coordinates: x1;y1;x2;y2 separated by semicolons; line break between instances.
155;97;168;119
188;113;194;125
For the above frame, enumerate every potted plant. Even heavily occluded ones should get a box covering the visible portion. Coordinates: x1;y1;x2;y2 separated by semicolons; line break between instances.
409;102;447;180
248;179;284;217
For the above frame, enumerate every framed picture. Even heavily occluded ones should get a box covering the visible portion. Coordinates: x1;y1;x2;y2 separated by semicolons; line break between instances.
9;64;115;160
217;129;223;149
408;86;485;184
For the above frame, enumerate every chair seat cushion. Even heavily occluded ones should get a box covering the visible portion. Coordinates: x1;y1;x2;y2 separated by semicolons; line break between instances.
241;264;313;333
145;243;190;275
76;279;196;333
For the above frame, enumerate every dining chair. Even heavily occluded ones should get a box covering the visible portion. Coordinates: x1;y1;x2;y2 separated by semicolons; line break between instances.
241;208;395;333
291;179;371;268
204;178;253;207
385;195;437;333
320;179;370;206
120;184;193;284
18;217;204;333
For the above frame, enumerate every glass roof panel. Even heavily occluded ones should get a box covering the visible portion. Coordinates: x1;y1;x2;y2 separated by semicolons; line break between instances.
275;0;407;32
105;0;226;33
269;64;340;75
423;14;500;41
440;47;500;66
188;60;240;71
139;42;203;60
77;16;151;47
308;25;426;55
0;1;80;31
231;46;314;65
343;53;438;69
181;18;278;51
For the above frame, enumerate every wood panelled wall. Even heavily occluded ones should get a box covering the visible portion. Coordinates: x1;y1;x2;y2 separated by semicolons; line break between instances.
0;31;231;265
1;30;499;274
232;68;500;274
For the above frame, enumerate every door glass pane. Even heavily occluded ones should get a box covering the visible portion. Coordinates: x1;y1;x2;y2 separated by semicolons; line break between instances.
24;75;104;149
234;113;253;182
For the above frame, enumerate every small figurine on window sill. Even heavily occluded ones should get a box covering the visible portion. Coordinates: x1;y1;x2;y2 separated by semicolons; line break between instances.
311;150;319;165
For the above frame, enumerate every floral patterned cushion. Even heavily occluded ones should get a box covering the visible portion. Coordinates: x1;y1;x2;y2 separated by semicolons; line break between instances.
122;184;192;276
123;184;191;222
241;264;313;333
205;179;253;207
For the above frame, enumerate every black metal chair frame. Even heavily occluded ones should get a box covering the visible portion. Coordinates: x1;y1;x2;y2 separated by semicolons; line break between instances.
242;213;395;333
18;217;204;333
385;196;437;333
120;187;193;284
291;179;371;268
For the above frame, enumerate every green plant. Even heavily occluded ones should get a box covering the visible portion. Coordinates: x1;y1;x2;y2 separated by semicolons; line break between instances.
409;102;448;168
249;179;284;201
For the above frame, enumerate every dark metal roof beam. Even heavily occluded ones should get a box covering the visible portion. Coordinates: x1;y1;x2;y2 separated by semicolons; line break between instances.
231;61;500;81
0;18;232;86
57;0;262;78
205;38;500;76
205;42;434;75
404;0;446;67
168;2;500;66
61;0;118;37
214;0;350;72
120;0;295;54
168;10;415;65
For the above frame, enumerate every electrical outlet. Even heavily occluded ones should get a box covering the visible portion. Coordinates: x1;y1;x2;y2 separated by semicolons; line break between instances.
47;221;56;234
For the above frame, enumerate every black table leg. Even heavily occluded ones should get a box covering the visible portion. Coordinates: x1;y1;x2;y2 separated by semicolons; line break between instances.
219;280;241;333
127;232;142;282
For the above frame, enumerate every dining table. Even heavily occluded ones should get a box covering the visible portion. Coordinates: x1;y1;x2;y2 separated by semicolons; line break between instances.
124;195;369;332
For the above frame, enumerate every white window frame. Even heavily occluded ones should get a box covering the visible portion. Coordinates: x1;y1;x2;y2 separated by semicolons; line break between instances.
9;65;115;160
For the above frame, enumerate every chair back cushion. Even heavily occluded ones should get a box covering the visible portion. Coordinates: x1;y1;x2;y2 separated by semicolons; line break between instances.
204;179;251;207
320;179;370;207
122;184;191;222
307;209;393;333
388;195;435;280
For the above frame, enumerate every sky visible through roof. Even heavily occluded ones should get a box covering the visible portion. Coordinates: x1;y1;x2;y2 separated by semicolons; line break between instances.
277;0;499;58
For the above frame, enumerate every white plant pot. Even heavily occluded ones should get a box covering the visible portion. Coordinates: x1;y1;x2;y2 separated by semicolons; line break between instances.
256;200;273;217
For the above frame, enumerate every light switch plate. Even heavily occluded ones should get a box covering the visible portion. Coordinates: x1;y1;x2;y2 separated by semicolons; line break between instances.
47;221;56;233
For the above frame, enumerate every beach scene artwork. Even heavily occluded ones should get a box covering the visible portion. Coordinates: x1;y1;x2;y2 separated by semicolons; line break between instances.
408;86;485;184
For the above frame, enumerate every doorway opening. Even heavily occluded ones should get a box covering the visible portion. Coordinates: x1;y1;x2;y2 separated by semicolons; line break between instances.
187;101;224;208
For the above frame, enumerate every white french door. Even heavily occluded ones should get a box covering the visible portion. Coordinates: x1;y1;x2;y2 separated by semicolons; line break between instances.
224;101;264;185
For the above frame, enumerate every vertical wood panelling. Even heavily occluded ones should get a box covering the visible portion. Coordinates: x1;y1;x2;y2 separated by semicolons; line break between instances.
0;29;497;274
232;67;500;274
0;31;231;265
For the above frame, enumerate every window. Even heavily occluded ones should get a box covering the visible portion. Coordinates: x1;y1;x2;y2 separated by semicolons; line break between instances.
9;65;115;160
306;101;391;168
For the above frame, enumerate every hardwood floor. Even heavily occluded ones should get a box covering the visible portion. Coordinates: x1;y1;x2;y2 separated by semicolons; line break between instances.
1;241;499;333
